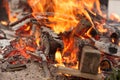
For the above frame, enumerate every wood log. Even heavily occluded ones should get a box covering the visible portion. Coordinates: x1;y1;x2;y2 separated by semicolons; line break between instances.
74;15;92;37
56;66;102;80
80;46;101;75
40;26;63;61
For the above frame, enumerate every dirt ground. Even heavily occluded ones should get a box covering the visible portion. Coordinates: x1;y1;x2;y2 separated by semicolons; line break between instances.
0;61;49;80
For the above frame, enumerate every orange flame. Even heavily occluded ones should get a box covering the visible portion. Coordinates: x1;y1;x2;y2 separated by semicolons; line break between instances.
28;0;103;68
95;22;108;33
55;49;62;64
28;0;102;33
0;21;8;26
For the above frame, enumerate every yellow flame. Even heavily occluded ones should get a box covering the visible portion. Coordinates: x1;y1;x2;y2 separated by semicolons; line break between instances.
0;21;8;26
55;50;62;64
28;0;103;33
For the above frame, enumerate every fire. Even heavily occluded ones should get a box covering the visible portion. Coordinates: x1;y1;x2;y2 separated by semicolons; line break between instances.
28;0;102;33
55;49;62;64
95;22;108;33
0;21;8;26
27;0;103;68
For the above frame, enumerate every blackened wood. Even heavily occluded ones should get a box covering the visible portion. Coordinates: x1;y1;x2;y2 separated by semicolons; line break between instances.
0;0;9;21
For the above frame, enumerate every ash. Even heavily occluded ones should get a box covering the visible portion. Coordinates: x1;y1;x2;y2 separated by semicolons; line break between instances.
0;62;48;80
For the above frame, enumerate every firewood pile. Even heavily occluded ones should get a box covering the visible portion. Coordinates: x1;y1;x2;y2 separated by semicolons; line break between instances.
0;0;120;80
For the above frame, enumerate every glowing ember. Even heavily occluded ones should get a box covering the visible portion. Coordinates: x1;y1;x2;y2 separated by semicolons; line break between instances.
0;21;8;26
55;49;62;64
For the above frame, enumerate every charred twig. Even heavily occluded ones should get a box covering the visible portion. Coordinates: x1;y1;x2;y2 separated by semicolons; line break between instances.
4;64;26;72
9;14;32;27
40;53;51;78
10;18;33;30
34;50;51;78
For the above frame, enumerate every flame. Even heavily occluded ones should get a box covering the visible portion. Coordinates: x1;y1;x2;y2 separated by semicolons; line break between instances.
55;49;62;64
27;0;103;68
9;15;18;23
95;22;107;33
110;13;120;22
28;0;103;33
111;38;115;43
119;42;120;46
0;21;8;26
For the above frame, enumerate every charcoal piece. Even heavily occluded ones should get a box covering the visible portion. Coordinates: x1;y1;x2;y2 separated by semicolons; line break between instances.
0;0;9;21
109;47;117;54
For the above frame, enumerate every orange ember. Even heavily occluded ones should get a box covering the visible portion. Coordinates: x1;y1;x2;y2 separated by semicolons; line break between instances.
0;21;8;26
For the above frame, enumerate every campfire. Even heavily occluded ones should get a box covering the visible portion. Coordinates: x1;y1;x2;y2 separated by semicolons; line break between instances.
0;0;120;80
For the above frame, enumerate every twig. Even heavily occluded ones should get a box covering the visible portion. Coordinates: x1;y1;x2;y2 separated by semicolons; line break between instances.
40;53;51;78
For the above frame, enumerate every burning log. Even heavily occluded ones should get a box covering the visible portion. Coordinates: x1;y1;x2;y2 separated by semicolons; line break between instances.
74;15;92;37
9;14;33;27
11;18;32;31
41;26;63;60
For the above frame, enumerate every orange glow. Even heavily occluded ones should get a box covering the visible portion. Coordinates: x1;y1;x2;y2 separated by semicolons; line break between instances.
98;67;101;74
34;27;40;47
111;38;115;43
9;15;18;23
96;22;108;33
0;21;8;26
119;42;120;46
28;0;103;33
55;49;62;64
24;25;31;31
27;0;103;68
110;13;120;22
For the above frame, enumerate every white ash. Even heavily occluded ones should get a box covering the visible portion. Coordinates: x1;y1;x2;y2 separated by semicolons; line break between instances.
0;62;52;80
0;39;11;49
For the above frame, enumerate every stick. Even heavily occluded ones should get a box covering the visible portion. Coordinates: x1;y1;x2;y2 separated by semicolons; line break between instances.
40;53;51;78
56;66;103;80
9;14;32;27
5;64;26;72
11;18;32;30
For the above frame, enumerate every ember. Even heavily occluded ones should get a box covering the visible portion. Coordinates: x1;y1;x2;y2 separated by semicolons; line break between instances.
0;0;120;80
